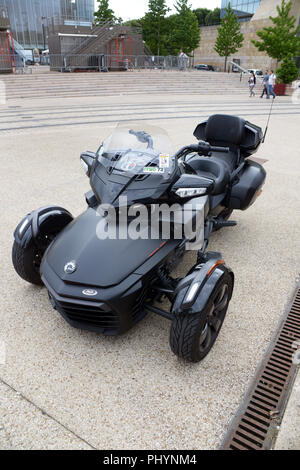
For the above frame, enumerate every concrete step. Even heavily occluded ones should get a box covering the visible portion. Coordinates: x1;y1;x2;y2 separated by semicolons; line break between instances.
1;70;250;99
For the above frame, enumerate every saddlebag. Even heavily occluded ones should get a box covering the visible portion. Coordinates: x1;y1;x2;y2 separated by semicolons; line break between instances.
228;160;266;210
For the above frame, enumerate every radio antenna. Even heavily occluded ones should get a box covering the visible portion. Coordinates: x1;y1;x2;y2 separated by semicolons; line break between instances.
263;97;275;143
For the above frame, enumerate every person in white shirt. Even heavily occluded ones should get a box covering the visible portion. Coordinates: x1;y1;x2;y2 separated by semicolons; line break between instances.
179;51;188;71
267;70;276;99
249;72;256;97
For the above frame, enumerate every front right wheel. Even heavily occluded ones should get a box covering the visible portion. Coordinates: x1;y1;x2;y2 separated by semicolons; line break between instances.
169;270;233;363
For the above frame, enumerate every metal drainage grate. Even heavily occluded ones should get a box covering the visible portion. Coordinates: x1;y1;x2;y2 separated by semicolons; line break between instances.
221;280;300;450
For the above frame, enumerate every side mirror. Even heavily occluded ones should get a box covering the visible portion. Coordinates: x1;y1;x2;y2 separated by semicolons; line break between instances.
80;151;96;177
171;174;215;199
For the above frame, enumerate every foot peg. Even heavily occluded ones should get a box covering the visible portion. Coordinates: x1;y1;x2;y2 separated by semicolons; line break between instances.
214;218;237;229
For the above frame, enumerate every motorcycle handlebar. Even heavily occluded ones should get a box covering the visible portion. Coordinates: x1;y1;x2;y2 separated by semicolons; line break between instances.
209;145;230;153
175;142;230;160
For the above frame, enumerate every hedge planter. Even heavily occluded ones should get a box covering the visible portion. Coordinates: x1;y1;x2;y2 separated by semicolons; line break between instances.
274;83;286;96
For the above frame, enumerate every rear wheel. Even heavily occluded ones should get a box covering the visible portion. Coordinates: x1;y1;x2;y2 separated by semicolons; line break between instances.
170;271;233;362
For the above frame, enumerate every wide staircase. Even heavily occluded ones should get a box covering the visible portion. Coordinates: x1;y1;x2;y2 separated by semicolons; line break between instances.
1;70;250;100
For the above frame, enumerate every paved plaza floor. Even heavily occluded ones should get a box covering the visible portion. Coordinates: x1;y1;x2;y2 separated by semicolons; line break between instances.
0;92;299;449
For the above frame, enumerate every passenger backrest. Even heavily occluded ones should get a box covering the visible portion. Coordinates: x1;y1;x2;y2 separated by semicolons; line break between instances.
194;114;246;147
205;115;246;146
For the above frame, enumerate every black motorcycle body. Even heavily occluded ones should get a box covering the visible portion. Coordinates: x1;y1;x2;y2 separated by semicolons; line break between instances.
12;115;266;362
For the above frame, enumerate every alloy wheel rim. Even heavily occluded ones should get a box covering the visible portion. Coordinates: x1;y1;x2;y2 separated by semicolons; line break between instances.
199;283;229;351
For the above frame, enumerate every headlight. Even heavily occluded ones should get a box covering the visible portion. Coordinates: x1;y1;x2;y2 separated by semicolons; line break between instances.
185;282;201;303
175;188;207;198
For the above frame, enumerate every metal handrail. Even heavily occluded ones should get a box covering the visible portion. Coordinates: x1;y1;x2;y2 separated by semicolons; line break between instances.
66;19;113;55
75;24;138;56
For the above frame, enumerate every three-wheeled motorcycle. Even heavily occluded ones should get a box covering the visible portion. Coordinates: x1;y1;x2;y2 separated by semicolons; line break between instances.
12;114;266;362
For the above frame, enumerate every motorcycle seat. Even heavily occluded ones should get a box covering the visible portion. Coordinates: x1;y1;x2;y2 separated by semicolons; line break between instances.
209;150;239;172
194;115;244;172
185;157;230;195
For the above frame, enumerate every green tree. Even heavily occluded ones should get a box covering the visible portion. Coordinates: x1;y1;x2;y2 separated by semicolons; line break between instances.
123;18;144;29
94;0;117;24
214;2;243;72
205;8;221;26
162;14;179;55
276;57;299;83
171;0;200;55
252;0;300;66
193;8;210;26
143;0;170;56
193;7;221;26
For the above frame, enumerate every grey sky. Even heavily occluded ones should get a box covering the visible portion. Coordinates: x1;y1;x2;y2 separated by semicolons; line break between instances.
95;1;221;22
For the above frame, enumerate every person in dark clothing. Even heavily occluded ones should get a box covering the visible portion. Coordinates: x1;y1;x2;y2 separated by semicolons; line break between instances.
260;70;269;98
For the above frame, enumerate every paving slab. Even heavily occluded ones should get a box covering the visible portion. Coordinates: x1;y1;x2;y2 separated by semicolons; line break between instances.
0;93;299;450
0;380;93;450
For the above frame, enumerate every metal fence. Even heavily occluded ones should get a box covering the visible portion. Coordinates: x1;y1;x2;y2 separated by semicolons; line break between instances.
0;55;33;74
45;54;300;74
46;54;193;72
1;52;189;73
2;52;300;75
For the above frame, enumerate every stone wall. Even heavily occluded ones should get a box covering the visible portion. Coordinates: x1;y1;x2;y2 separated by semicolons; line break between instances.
194;19;278;72
194;0;300;72
253;0;300;21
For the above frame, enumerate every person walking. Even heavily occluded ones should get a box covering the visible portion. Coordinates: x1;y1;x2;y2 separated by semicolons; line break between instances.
249;71;256;97
267;70;277;99
260;70;269;98
179;51;188;71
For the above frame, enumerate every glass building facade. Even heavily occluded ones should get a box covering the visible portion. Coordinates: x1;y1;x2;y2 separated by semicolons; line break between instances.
1;0;94;49
221;0;262;20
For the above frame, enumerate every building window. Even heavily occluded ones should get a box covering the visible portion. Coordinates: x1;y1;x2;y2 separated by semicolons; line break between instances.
221;0;262;21
2;0;94;49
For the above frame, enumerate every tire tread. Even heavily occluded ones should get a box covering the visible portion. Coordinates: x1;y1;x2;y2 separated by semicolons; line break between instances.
12;241;42;285
170;271;233;362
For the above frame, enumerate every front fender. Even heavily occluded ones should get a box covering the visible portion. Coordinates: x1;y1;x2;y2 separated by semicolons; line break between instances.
14;206;73;250
172;261;234;316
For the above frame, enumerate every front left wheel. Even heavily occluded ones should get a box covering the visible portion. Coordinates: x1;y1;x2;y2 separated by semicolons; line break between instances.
12;207;73;286
12;240;44;285
169;270;233;363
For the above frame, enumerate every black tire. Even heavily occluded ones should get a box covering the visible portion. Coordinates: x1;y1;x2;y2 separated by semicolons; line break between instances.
170;271;233;363
12;207;73;286
12;240;43;285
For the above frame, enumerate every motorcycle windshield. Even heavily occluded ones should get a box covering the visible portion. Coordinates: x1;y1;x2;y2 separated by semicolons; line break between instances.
97;123;175;177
